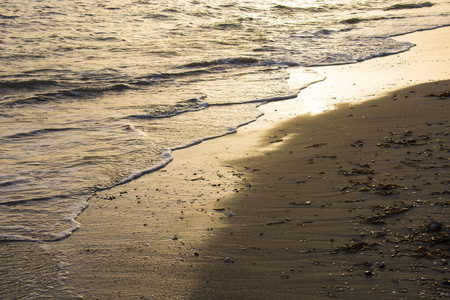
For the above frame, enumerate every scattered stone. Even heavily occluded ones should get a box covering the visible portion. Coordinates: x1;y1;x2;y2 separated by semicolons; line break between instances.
290;201;311;206
332;242;379;254
305;142;327;148
266;220;285;226
350;140;365;147
270;139;283;143
427;220;442;232
223;257;234;263
426;90;450;99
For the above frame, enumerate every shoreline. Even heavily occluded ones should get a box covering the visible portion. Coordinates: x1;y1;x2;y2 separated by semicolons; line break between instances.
258;26;450;127
56;27;448;299
2;27;448;299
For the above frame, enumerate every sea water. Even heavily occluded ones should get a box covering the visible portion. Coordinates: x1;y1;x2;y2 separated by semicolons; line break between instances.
0;0;449;242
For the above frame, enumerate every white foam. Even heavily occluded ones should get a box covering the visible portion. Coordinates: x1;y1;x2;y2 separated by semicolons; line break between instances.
130;103;210;119
116;149;174;186
0;234;40;242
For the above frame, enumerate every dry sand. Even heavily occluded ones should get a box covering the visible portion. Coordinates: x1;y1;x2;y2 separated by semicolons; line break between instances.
46;27;450;299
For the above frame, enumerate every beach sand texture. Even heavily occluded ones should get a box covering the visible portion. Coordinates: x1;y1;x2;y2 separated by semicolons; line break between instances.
4;28;448;299
189;79;450;299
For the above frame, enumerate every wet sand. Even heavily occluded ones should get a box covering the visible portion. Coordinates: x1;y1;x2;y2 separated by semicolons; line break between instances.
49;27;450;299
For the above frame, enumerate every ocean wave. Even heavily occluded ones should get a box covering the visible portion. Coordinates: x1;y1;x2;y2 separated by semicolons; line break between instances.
0;234;40;242
143;13;173;20
0;79;59;91
0;196;54;206
209;93;299;107
113;149;173;186
0;198;87;241
162;8;180;13
181;57;261;68
128;104;209;119
127;96;209;119
271;4;329;13
0;14;19;20
114;115;264;187
340;16;407;25
5;83;134;105
4;127;82;139
385;2;434;10
0;179;32;188
210;22;243;30
138;69;213;81
20;68;69;75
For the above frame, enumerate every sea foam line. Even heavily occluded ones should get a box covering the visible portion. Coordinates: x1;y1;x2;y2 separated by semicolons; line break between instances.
109;74;327;187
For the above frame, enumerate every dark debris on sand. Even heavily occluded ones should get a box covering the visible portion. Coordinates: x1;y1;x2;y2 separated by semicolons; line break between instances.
324;93;450;297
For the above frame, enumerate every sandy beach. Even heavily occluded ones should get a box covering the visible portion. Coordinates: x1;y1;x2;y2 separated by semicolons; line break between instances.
9;27;447;299
188;79;450;299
